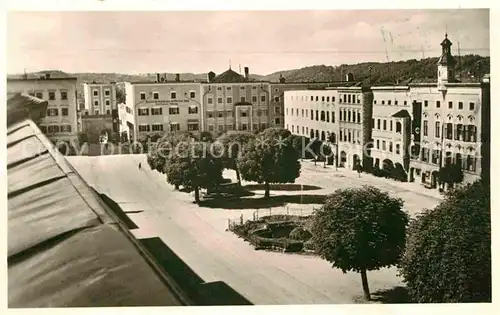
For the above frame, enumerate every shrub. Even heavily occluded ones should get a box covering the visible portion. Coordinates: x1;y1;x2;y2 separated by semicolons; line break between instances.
289;227;312;241
398;179;491;302
303;240;315;251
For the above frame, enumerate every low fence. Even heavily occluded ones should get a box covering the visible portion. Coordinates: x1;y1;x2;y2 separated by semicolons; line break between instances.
227;206;317;231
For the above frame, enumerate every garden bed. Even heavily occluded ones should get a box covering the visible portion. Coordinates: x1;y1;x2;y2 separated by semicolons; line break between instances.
229;215;316;254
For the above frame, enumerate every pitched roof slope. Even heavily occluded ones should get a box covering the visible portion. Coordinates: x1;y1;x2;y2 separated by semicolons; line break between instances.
7;119;188;307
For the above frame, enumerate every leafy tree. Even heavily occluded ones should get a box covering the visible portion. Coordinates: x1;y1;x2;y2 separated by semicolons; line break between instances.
311;186;408;300
438;162;464;190
309;139;322;166
237;128;301;198
398;179;490;303
147;132;193;189
217;131;254;186
77;132;88;146
290;135;312;161
319;142;333;168
164;140;224;203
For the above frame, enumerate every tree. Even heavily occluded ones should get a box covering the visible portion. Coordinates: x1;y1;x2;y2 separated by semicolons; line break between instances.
237;128;301;198
438;162;464;190
309;139;322;166
147;132;193;190
217;131;254;186
164;140;224;203
290;135;312;161
311;186;408;300
319;142;333;168
77;132;88;146
398;179;490;303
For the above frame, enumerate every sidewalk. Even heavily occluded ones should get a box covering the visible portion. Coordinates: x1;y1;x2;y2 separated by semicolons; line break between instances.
302;160;444;201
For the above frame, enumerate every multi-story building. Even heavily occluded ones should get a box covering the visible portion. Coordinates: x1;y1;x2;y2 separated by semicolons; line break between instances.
407;34;489;187
82;82;119;141
7;72;78;143
202;67;271;134
123;73;203;141
284;83;373;169
270;78;341;128
336;86;373;169
82;82;117;116
370;86;413;173
284;89;339;142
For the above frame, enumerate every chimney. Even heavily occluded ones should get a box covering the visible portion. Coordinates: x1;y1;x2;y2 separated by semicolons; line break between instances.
244;67;249;80
175;73;180;82
164;73;168;82
156;73;161;82
45;73;51;79
208;71;216;83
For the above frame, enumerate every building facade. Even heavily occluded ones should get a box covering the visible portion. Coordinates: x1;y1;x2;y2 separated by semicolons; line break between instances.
82;82;118;116
370;86;413;174
201;67;271;134
7;73;79;142
123;76;203;141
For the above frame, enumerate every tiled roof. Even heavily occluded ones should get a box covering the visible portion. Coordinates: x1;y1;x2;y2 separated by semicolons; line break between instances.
211;68;247;83
7;119;188;307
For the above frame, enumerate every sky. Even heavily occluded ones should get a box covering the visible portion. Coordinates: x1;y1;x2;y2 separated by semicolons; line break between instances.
6;9;490;75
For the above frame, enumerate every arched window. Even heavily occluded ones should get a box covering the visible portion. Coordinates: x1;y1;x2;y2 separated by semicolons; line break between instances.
396;121;402;133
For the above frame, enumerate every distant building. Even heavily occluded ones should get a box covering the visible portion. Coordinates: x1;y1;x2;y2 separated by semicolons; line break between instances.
284;34;490;189
7;72;78;143
202;67;271;134
82;82;118;116
123;74;203;141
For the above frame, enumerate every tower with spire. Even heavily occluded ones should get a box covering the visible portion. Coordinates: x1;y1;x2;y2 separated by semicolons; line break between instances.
437;33;457;91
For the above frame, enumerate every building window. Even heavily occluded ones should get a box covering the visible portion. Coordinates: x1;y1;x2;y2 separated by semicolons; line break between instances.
218;111;224;118
423;120;428;136
188;123;200;131
316;96;319;101
357;112;361;124
404;101;407;105
396;144;401;155
106;109;111;115
208;125;214;132
275;117;281;125
94;100;99;106
140;92;146;100
48;92;55;100
218;97;223;104
445;123;453;140
435;121;441;138
382;141;386;151
261;95;266;102
315;110;319;121
47;125;60;133
207;111;214;118
171;92;177;99
383;120;387;130
152;124;164;132
431;150;440;164
310;109;314;120
252;96;257;102
326;111;330;122
469;102;475;110
105;89;110;96
274;96;280;102
189;107;198;114
458;102;464;110
170;124;180;132
241;111;248;118
396;121;402;133
60;91;68;100
466;155;476;172
389;142;393;152
40;126;47;133
424;100;428;107
138;108;149;116
382;100;385;105
377;119;381;129
152;108;163;115
61;108;69;116
93;90;99;97
190;91;196;98
94;110;99;115
326;96;330;102
139;125;150;132
241;96;246;102
455;124;463;140
227;97;233;104
35;92;43;99
153;92;159;100
390;120;393;131
105;100;110;106
47;108;58;116
395;100;398;105
388;100;392;105
169;107;179;115
207;97;213;104
448;101;453;109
